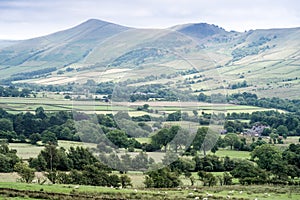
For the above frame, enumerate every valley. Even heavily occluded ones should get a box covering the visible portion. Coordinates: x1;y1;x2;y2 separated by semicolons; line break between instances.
0;19;300;200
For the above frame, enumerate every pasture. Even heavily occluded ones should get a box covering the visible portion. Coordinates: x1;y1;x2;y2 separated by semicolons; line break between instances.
213;149;251;160
0;182;299;200
8;141;97;160
0;96;280;116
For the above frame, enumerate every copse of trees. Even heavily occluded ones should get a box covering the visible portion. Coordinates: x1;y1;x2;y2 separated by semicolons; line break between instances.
0;86;32;97
150;126;192;153
144;167;181;188
98;152;155;173
27;144;131;187
0;108;147;150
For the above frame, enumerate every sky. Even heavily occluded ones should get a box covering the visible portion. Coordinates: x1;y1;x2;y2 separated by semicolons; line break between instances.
0;0;299;40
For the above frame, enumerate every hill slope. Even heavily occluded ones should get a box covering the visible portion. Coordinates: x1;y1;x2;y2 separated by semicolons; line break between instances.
0;19;299;98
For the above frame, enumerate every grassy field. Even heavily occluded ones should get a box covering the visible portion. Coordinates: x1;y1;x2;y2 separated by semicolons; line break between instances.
8;141;97;160
0;182;299;200
213;149;251;159
8;143;44;160
0;97;281;116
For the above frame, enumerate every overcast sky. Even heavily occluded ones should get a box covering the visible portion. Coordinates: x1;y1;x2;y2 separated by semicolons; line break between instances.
0;0;299;40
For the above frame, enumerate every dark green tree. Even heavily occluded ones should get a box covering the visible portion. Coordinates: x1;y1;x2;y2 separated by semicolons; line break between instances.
120;174;132;188
29;133;41;145
151;128;170;152
224;133;240;150
0;118;13;132
144;167;181;188
198;171;217;187
251;144;282;171
14;162;35;183
41;130;57;145
192;127;219;156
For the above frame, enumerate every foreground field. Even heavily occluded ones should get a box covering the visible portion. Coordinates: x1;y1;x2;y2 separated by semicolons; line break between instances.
0;182;299;200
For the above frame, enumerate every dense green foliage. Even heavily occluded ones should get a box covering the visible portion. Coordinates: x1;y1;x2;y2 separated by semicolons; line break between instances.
144;167;181;188
0;86;31;97
0;143;20;172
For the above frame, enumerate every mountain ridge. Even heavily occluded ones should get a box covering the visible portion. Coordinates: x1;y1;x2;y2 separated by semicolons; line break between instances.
0;18;300;99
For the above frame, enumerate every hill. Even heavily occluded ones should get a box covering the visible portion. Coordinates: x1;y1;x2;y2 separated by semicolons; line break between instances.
0;19;299;99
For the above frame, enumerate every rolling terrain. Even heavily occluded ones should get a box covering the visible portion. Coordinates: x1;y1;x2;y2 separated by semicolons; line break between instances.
0;19;299;98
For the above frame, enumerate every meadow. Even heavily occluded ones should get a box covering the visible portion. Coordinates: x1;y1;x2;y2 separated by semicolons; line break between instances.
0;182;299;200
0;96;280;117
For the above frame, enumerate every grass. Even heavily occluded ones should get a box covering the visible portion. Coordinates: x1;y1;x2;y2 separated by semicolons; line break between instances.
8;143;44;160
0;96;281;116
213;149;251;159
8;141;97;160
0;182;299;200
135;137;151;144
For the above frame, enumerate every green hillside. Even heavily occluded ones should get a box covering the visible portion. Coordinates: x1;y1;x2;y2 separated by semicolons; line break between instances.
0;19;299;98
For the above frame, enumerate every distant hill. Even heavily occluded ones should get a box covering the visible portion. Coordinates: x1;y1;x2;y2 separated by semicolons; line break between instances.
171;23;228;39
0;19;299;99
0;19;130;75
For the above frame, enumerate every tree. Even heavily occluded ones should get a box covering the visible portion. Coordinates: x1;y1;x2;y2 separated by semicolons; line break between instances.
251;144;282;171
0;143;20;172
14;162;35;183
144;167;181;188
184;171;195;186
29;133;41;145
0;131;17;142
30;144;72;171
262;128;272;136
35;107;47;119
198;93;207;102
198;171;217;187
106;130;129;148
168;126;190;153
82;164;112;186
29;154;47;171
120;174;132;188
68;146;101;171
0;119;13;132
224;133;240;150
169;157;196;174
45;170;59;184
41;130;57;145
131;152;154;171
223;156;236;171
222;172;233;185
276;125;288;136
270;159;289;180
166;111;181;121
143;104;150;110
230;160;268;185
192;127;219;156
151;128;170;152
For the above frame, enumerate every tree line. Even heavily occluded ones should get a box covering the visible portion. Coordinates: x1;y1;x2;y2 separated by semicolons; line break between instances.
0;143;132;188
198;92;300;113
0;86;31;97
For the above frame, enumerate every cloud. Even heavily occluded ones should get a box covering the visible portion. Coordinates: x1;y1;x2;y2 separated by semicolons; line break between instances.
0;0;299;39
